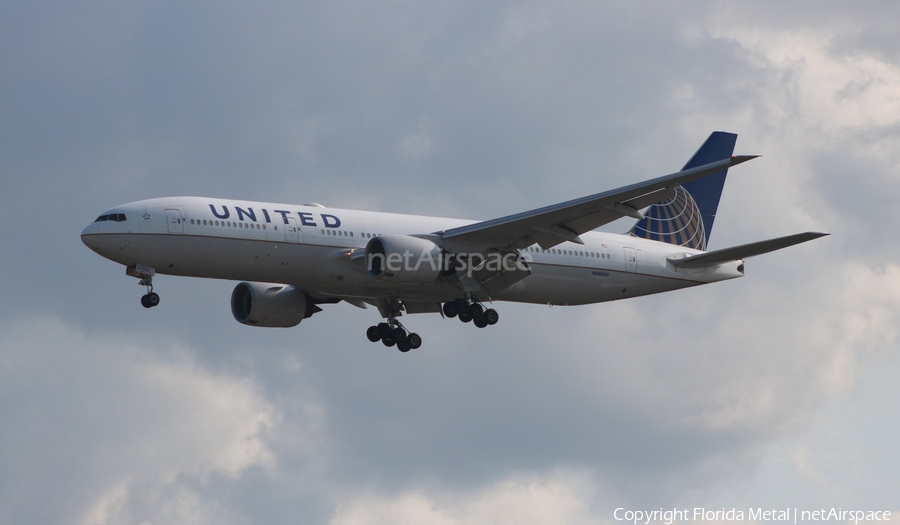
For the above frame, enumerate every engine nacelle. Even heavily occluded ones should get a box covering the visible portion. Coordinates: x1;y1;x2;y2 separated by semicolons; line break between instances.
365;234;443;282
231;282;309;327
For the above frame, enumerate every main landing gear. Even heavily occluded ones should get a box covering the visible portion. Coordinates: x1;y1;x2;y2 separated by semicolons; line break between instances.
364;298;498;353
442;298;499;328
366;321;422;352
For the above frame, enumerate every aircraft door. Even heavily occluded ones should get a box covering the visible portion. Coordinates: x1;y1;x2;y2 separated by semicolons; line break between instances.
624;247;637;273
285;216;300;243
165;209;184;235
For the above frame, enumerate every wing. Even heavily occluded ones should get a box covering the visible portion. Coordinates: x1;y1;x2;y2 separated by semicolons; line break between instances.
440;155;758;250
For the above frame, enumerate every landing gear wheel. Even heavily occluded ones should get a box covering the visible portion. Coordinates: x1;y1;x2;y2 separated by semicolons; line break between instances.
366;326;381;342
140;293;160;308
468;303;484;319
474;317;488;328
458;311;472;323
442;301;458;318
483;308;499;325
132;265;159;309
397;341;411;352
407;333;422;349
377;323;393;339
392;327;407;344
382;336;396;347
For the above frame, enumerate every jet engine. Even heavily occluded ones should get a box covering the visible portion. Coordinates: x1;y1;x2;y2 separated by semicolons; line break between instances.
231;282;311;327
365;234;443;282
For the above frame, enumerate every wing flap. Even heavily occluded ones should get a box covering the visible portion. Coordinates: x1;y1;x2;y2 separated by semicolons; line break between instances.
668;232;829;269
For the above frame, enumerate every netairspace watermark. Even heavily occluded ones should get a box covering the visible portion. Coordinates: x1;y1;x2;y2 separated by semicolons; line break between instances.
614;508;893;525
367;250;532;278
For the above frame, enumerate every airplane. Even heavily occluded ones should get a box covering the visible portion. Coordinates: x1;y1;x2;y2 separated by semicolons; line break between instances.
81;132;827;352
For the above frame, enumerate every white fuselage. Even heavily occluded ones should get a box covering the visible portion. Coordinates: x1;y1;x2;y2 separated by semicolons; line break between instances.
80;197;744;307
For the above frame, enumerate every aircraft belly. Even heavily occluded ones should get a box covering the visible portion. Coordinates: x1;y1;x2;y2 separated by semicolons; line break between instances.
495;262;697;305
125;234;316;283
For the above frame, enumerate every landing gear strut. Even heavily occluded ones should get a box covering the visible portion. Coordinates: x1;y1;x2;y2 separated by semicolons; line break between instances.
443;298;498;328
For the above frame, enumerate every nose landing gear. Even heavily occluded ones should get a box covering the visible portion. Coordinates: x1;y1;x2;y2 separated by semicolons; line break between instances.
127;264;160;309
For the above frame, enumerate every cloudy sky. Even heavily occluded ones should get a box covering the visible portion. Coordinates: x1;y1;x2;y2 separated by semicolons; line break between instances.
2;1;899;523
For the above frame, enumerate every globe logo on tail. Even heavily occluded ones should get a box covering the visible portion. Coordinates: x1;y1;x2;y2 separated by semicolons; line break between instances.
629;185;707;250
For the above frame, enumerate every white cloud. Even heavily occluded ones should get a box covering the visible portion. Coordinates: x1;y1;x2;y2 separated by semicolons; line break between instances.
0;317;289;524
329;470;602;525
562;260;900;435
706;24;900;132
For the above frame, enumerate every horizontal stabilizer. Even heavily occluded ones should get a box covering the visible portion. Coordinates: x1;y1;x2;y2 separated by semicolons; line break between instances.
668;232;829;269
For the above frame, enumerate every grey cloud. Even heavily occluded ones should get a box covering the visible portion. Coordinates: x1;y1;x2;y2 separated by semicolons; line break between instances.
1;0;899;523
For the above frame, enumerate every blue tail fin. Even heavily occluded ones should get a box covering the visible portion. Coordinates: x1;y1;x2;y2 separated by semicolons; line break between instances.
629;131;737;250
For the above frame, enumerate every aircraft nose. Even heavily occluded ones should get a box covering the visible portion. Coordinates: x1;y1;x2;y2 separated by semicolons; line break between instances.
81;223;99;250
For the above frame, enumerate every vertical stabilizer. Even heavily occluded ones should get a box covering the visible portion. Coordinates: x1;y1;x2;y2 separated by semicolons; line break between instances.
629;131;737;250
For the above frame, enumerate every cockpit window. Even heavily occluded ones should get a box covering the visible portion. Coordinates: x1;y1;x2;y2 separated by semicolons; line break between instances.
94;213;126;222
